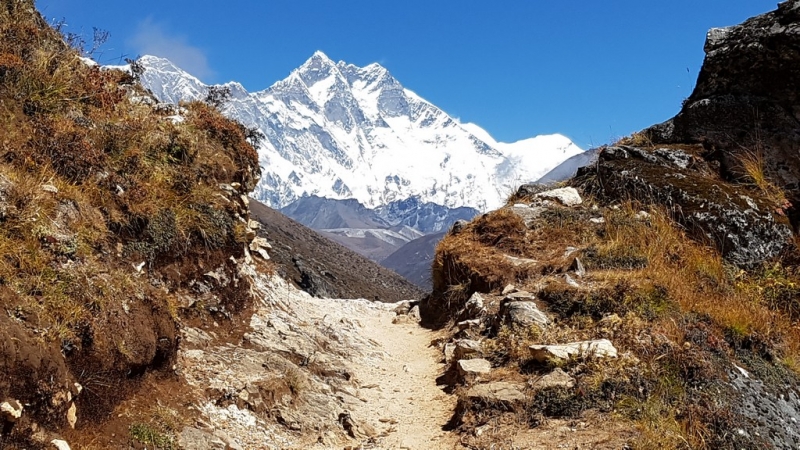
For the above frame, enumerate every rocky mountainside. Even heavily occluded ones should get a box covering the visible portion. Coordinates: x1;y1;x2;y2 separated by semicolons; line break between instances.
644;0;800;226
381;231;446;290
278;194;477;269
421;2;800;448
249;199;423;301
128;52;583;212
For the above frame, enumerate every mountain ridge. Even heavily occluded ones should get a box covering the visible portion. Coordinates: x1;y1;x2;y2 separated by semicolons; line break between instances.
126;52;583;211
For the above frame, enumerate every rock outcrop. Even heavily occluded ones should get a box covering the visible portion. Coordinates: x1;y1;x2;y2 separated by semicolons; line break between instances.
644;0;800;221
575;145;794;267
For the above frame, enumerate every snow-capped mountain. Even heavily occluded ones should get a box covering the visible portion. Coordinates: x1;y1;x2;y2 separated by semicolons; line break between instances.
130;52;583;211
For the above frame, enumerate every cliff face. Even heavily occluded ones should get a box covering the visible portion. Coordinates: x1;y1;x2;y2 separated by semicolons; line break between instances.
647;0;800;220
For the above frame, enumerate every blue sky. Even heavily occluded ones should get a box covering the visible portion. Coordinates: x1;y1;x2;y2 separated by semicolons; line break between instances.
36;0;777;148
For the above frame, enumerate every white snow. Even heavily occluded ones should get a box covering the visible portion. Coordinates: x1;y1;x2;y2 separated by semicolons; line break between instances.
131;52;584;211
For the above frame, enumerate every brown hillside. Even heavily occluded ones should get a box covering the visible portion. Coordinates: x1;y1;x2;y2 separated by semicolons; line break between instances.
0;2;261;447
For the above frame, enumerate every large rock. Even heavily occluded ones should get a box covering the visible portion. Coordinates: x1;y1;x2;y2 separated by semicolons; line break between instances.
465;381;527;410
457;359;492;380
499;298;549;329
529;339;618;362
453;339;484;360
643;1;800;218
534;187;583;206
576;146;793;268
531;368;576;389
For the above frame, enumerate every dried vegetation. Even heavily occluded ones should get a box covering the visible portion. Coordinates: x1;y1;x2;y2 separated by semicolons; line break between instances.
429;188;800;448
0;1;260;446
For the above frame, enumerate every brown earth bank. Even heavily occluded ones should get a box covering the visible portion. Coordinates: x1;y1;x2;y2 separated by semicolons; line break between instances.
0;1;263;447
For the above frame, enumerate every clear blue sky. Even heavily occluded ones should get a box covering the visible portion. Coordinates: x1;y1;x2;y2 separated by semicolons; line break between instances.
36;0;777;148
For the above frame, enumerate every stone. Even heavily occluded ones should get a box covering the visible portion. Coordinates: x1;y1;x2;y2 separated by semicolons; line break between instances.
408;305;421;322
501;284;517;295
529;339;618;362
504;254;537;266
571;257;586;277
457;359;492;379
453;339;483;360
589;217;605;224
516;183;553;198
67;402;77;428
504;290;535;301
444;343;456;364
534;187;582;206
465;381;527;410
463;292;485;318
1;399;23;422
249;237;272;260
532;368;576;389
449;219;469;235
41;184;58;194
457;319;482;332
508;203;545;227
50;440;71;450
178;427;227;450
565;274;580;288
394;300;412;315
500;301;549;329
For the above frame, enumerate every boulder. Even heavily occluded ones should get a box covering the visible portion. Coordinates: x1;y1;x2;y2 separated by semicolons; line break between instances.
644;1;800;211
499;300;549;329
531;368;576;389
457;359;492;381
453;339;483;360
465;381;527;410
529;339;618;362
535;187;582;206
462;292;485;319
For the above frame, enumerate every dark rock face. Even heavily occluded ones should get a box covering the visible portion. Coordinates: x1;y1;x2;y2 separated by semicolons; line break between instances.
575;146;793;268
646;0;800;206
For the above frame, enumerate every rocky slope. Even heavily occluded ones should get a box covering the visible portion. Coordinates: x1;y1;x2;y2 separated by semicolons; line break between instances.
644;0;800;227
0;2;264;447
418;2;800;449
249;199;423;301
129;53;583;211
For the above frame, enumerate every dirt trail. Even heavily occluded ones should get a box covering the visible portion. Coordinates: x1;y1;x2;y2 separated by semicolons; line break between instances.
292;288;459;449
345;307;458;449
177;273;458;449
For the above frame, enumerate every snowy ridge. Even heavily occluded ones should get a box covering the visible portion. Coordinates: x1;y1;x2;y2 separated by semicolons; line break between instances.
130;52;583;211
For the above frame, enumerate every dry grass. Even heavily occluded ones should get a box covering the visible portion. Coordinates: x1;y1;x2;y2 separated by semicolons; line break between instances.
433;196;800;448
0;3;262;441
736;149;790;211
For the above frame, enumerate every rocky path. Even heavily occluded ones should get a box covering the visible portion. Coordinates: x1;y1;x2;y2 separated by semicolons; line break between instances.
343;304;458;449
178;272;458;449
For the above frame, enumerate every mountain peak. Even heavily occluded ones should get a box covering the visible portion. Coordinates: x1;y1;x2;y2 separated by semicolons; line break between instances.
132;54;584;211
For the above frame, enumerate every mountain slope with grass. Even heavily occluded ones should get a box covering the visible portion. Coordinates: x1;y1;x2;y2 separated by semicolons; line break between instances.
0;2;264;447
420;2;800;448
